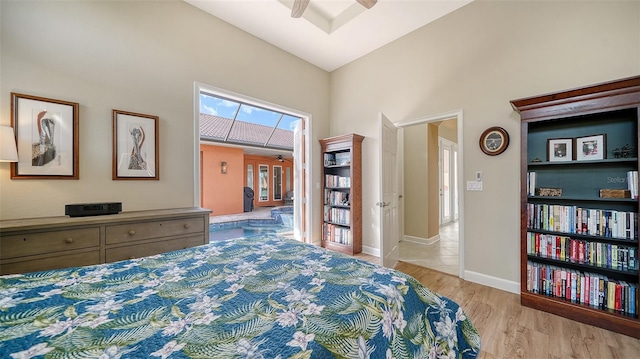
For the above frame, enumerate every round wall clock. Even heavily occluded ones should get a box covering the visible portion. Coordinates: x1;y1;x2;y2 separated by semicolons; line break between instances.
479;126;509;156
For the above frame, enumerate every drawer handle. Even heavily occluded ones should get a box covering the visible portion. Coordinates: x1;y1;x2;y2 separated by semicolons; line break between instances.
128;230;136;236
129;256;135;259
183;224;190;229
64;237;74;244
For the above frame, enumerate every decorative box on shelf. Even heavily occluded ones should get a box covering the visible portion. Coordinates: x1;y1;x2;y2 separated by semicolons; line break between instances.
599;189;631;198
535;188;562;197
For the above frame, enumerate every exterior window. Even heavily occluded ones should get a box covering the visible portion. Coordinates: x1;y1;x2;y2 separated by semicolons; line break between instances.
273;166;282;200
247;164;254;190
259;165;268;201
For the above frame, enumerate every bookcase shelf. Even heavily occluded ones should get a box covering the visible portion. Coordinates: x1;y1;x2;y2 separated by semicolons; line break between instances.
320;134;364;255
528;158;638;167
527;255;638;279
528;196;638;203
512;76;640;338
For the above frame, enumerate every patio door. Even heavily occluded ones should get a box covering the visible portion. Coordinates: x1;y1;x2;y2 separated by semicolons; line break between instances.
293;119;307;243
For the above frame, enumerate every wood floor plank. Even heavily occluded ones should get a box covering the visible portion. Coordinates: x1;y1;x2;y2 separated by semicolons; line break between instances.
385;261;640;359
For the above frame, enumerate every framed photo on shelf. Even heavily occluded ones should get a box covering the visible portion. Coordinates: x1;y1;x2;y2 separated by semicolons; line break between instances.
112;109;159;180
547;138;573;162
10;93;79;179
576;134;606;161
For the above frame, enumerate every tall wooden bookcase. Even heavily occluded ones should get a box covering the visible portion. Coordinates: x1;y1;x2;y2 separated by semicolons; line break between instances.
319;134;364;255
511;76;640;338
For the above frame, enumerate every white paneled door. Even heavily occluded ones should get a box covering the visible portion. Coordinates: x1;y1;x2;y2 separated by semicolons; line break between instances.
379;113;399;268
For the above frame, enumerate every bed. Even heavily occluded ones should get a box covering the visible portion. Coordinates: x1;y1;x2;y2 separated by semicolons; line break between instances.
0;234;480;358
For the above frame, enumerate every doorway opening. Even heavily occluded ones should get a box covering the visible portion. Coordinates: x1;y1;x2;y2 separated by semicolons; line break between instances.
395;111;464;277
192;82;312;244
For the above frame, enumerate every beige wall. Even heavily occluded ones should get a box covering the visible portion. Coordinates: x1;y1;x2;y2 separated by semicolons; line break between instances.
0;0;330;233
403;124;428;238
329;0;640;284
439;119;457;144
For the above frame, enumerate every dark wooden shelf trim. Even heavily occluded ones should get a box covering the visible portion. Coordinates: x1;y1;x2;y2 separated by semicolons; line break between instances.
528;196;637;203
528;157;638;167
527;255;638;278
324;204;351;209
323;220;351;227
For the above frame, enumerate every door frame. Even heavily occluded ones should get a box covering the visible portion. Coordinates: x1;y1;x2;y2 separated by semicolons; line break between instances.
192;82;313;243
395;110;465;278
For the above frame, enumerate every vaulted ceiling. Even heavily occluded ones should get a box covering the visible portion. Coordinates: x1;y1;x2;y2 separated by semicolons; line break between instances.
185;0;473;72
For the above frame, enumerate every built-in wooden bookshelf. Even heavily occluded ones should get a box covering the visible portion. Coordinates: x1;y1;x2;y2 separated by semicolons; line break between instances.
512;76;640;338
319;134;364;255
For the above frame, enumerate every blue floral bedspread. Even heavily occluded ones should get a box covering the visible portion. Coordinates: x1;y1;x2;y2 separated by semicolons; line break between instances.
0;235;480;358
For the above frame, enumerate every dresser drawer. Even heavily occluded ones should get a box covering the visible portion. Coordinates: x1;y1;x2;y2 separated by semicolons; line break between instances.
1;250;100;275
105;235;205;262
1;227;100;259
105;217;205;244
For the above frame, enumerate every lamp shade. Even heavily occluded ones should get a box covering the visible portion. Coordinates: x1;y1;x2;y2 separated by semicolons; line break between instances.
0;125;19;162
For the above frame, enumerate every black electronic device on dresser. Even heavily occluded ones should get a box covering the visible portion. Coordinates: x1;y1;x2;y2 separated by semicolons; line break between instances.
65;202;122;217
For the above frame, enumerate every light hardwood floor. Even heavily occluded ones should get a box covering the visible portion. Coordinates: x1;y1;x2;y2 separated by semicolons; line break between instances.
354;255;640;358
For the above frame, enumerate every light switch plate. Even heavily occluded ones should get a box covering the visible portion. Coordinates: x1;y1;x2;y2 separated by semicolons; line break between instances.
466;181;483;191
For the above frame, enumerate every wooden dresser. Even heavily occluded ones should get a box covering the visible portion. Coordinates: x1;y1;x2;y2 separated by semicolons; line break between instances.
0;207;211;275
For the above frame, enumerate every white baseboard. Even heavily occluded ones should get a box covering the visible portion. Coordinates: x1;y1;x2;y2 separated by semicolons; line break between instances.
464;270;520;294
359;248;520;295
402;234;440;246
362;245;380;257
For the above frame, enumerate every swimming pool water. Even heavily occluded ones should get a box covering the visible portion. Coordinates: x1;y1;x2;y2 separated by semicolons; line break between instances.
209;207;294;241
209;223;291;241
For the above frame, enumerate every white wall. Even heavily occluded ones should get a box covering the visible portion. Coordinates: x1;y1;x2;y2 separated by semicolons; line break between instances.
0;0;330;237
329;0;640;285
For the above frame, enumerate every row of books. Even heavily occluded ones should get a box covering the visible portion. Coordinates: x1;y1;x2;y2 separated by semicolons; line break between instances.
527;232;639;271
323;152;351;166
323;223;352;245
324;189;349;206
325;174;351;188
526;261;637;315
324;207;350;226
527;203;637;240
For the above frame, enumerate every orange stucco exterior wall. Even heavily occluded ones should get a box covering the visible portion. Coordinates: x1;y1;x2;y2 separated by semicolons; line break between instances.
200;144;294;216
200;145;244;216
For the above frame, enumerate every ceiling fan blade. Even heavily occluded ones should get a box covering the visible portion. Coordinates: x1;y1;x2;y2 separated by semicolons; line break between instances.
291;0;310;18
356;0;377;9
